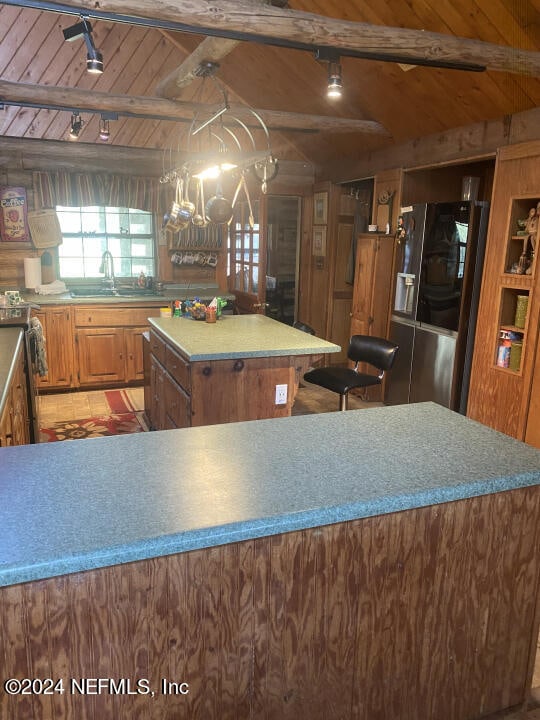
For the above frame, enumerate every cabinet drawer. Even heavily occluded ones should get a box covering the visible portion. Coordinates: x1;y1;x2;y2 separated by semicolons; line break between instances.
149;331;166;365
165;345;191;392
74;306;160;327
163;372;191;428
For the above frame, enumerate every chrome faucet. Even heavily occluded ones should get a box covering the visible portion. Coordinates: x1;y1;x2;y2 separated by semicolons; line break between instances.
99;250;115;289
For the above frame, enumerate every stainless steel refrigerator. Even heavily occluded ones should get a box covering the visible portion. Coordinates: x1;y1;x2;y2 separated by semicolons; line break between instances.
384;200;490;413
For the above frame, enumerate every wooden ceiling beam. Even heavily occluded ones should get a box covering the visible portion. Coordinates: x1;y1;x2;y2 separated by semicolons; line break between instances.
155;35;240;99
23;0;540;77
0;79;389;135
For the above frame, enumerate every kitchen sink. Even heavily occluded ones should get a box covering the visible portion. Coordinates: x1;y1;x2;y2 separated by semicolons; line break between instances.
70;288;116;297
69;287;161;298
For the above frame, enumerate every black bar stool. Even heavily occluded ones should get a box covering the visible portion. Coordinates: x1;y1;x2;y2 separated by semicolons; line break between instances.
303;335;399;411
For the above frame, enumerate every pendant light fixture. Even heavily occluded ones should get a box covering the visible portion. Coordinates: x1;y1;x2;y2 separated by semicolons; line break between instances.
69;112;83;140
62;17;104;75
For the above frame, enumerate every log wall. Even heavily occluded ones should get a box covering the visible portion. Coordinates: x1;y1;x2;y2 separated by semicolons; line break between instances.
1;486;539;720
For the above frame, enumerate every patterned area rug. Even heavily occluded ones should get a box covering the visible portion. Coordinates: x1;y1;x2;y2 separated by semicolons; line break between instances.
40;413;148;442
40;390;148;442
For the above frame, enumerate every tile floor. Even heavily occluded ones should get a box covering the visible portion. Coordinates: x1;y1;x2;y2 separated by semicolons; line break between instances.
38;387;145;426
38;384;373;428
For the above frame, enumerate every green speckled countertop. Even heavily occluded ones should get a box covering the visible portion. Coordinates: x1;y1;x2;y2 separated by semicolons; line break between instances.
149;314;341;360
1;403;539;587
17;285;234;306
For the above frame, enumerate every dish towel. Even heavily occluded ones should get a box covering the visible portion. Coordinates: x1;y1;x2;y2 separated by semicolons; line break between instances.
35;280;67;295
28;316;48;377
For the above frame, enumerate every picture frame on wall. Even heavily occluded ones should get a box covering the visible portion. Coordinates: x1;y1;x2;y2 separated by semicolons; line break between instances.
313;192;328;225
0;186;31;244
312;225;327;256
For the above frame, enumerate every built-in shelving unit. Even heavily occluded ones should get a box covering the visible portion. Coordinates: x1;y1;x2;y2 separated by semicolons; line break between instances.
468;142;540;446
494;197;538;374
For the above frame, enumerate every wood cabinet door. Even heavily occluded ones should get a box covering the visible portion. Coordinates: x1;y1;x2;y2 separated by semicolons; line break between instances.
163;371;191;429
125;326;147;383
350;234;395;401
150;355;165;430
350;235;378;336
33;307;75;389
0;342;29;446
76;327;125;386
11;357;30;445
0;403;12;446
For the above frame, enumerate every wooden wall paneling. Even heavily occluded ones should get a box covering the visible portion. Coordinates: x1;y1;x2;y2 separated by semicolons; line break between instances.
87;567;114;718
525;328;540;447
305;187;331;339
21;580;55;719
372;168;403;233
401;160;495;206
45;576;75;718
296;194;314;328
2;487;540;719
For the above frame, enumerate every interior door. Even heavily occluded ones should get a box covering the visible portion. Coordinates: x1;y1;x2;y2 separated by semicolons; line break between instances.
229;198;266;314
265;195;301;325
228;194;301;319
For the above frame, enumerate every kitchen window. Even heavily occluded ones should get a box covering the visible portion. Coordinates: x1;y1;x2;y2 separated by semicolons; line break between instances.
56;205;155;279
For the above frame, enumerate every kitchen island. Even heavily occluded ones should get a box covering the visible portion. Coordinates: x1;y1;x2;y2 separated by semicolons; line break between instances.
1;403;540;719
147;313;340;428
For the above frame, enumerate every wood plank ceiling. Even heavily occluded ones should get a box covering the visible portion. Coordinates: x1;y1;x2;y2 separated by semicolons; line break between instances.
0;0;539;177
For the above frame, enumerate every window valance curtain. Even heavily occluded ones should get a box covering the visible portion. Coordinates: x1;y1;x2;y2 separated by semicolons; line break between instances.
33;171;168;216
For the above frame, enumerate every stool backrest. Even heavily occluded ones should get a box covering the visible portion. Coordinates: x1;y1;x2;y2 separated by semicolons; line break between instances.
348;335;398;372
293;321;315;335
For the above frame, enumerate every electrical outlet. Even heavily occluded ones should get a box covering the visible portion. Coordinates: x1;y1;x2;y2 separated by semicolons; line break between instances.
275;383;288;405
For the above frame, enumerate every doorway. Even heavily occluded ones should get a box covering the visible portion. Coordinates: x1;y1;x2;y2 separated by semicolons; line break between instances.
228;193;301;321
265;195;301;325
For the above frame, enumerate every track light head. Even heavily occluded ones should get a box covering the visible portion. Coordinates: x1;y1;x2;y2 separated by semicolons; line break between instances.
99;117;110;141
315;48;343;100
86;47;104;74
63;17;104;74
69;112;83;140
327;62;343;99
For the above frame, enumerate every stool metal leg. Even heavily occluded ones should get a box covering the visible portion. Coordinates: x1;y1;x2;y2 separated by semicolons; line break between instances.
339;393;348;411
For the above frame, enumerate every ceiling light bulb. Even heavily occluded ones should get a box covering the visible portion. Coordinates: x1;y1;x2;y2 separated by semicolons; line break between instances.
193;163;237;180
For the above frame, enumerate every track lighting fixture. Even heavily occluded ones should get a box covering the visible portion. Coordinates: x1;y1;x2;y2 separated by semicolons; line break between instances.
62;17;103;75
99;116;110;141
315;48;344;100
327;61;343;99
69;112;83;140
